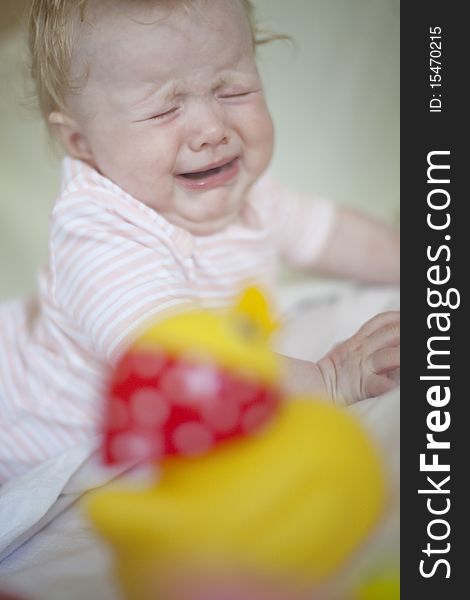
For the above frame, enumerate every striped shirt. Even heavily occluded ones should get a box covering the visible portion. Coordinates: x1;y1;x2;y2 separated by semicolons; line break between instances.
0;157;335;482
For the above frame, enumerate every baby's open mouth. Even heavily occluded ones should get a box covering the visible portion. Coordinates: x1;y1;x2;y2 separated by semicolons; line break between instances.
175;157;240;190
178;158;237;180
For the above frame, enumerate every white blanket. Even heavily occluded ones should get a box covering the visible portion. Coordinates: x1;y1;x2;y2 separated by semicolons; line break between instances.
0;282;399;599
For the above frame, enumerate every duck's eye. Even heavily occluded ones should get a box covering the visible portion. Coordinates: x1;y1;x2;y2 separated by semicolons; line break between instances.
233;316;262;342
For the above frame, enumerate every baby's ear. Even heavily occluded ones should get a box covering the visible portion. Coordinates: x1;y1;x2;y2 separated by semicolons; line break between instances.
48;112;94;163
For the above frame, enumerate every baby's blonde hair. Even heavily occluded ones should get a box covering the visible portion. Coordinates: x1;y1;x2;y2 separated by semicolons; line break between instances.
28;0;284;121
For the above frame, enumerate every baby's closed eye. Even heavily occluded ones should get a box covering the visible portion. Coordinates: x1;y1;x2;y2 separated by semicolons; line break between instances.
133;106;181;123
149;106;180;121
217;88;261;101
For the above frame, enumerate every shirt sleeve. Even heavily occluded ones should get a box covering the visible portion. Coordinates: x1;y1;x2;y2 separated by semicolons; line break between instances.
49;191;193;363
253;173;337;269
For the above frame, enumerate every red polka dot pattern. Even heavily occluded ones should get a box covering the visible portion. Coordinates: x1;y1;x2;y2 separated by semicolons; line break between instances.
103;350;281;464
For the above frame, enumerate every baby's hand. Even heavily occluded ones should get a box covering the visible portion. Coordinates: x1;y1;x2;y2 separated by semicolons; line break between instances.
317;311;400;405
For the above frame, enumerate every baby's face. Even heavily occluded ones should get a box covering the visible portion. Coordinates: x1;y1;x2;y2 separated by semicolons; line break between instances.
67;0;274;235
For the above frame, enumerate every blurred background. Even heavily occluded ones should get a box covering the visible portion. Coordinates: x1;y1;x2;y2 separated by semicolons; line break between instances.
0;0;399;301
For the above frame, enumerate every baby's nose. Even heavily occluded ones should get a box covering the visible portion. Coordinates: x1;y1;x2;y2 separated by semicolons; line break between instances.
187;101;229;151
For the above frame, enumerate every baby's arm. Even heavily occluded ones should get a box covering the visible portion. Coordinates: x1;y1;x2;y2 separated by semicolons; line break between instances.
259;175;399;284
280;311;400;405
312;207;399;284
50;195;195;363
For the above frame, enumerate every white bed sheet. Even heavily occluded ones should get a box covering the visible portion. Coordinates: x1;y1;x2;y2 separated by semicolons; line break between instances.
0;282;400;599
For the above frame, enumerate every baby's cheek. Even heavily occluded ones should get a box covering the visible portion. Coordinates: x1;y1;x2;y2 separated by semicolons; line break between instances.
126;132;177;192
244;104;274;170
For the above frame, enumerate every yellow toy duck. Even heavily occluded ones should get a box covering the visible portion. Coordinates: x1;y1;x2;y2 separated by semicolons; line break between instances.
87;288;390;599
